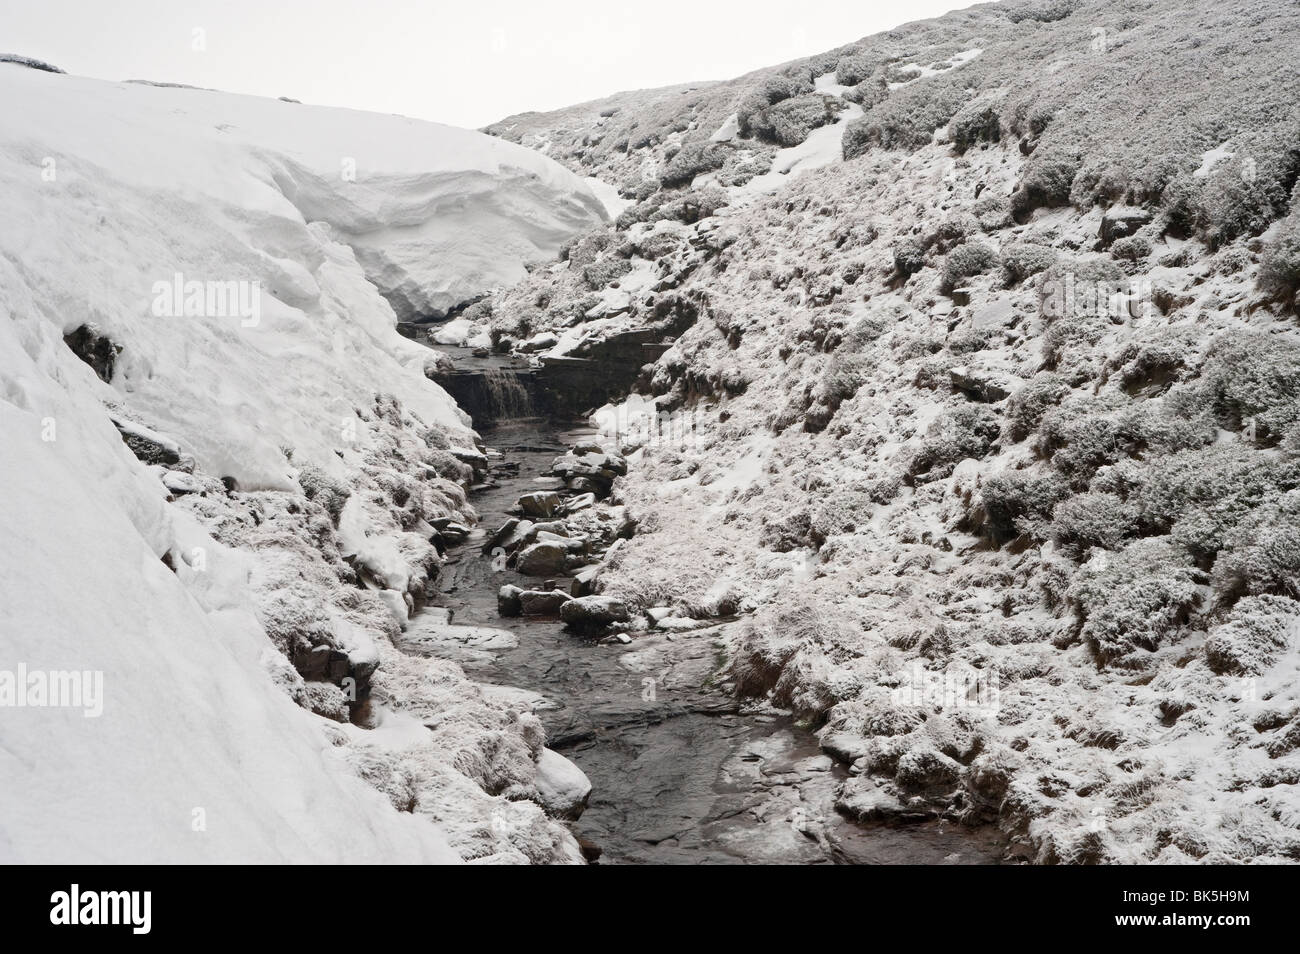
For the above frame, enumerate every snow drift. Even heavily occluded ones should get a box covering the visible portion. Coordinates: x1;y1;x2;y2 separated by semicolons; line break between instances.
0;62;604;862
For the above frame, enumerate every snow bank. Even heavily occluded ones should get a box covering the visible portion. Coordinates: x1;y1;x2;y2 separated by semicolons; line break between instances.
0;273;453;862
0;63;602;862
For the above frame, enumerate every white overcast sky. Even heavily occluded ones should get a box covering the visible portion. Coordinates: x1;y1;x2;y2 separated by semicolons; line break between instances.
3;1;974;129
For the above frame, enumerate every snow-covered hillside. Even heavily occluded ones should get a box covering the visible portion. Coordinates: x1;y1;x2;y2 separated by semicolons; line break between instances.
0;62;603;862
466;0;1300;863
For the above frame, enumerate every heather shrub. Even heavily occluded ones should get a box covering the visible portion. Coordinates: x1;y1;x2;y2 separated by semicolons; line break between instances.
581;256;633;290
1122;394;1218;455
1110;233;1154;262
1005;373;1070;441
1004;0;1081;23
1259;208;1300;303
1131;446;1299;561
297;463;350;525
564;229;616;268
731;599;857;705
907;404;1001;481
949;97;1002;153
1199;332;1300;443
940;241;999;293
1010;147;1081;222
893;238;927;276
843;77;969;158
1068;158;1129;208
746;93;843;147
1204;595;1300;675
842;313;890;349
835;52;876;86
419;448;469;485
1036;257;1129;369
1196;116;1300;247
660;141;730;187
1052;491;1138;555
1214;491;1300;599
1038;394;1140;488
842;78;890;109
1106;328;1197;395
1210;245;1253;277
1067;538;1204;669
617;186;729;229
811;489;874;538
979;470;1069;541
814;352;875;411
737;76;815;138
1001;242;1057;285
973;194;1013;231
926;213;981;253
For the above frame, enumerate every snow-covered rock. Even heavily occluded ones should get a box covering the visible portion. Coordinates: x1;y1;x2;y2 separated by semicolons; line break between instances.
560;595;631;631
533;748;593;821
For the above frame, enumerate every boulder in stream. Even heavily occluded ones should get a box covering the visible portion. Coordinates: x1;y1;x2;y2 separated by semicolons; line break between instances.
498;584;523;617
517;541;568;575
533;748;592;821
519;589;573;616
518;491;562;518
560;594;631;632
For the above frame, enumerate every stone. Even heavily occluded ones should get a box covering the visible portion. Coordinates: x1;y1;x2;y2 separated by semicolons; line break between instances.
518;491;562;518
563;492;597;514
63;323;120;384
530;520;569;537
653;615;710;632
497;584;523;617
533;748;592;820
161;471;202;495
519;589;573;616
431;517;471;545
481;517;520;555
948;366;1012;403
565;476;601;494
518;331;559;353
516;541;568;576
110;415;181;466
835;776;927;823
1099;205;1153;247
574;564;602;594
450;446;489;471
560;595;631;632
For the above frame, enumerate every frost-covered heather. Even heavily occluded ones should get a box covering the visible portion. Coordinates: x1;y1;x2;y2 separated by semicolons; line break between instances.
0;63;602;862
475;0;1300;863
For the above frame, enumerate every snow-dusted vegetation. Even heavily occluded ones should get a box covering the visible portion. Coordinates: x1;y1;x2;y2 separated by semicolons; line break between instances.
471;0;1300;862
4;0;1299;867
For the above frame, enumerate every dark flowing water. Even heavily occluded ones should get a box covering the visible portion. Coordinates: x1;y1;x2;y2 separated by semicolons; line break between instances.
415;351;1006;863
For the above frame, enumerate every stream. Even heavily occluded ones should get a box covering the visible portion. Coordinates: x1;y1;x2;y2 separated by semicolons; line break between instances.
413;350;1006;864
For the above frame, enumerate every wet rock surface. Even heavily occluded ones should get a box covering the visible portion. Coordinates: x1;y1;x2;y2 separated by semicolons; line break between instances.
406;387;1007;864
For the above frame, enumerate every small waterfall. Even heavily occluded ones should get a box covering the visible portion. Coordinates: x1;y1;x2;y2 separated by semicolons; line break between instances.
483;368;534;421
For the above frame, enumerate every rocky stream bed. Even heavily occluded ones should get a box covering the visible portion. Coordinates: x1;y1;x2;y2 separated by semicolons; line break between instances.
407;350;1007;863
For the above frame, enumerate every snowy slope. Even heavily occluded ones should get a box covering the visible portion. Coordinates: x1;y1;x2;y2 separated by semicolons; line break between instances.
0;63;605;489
0;63;604;862
470;0;1300;863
